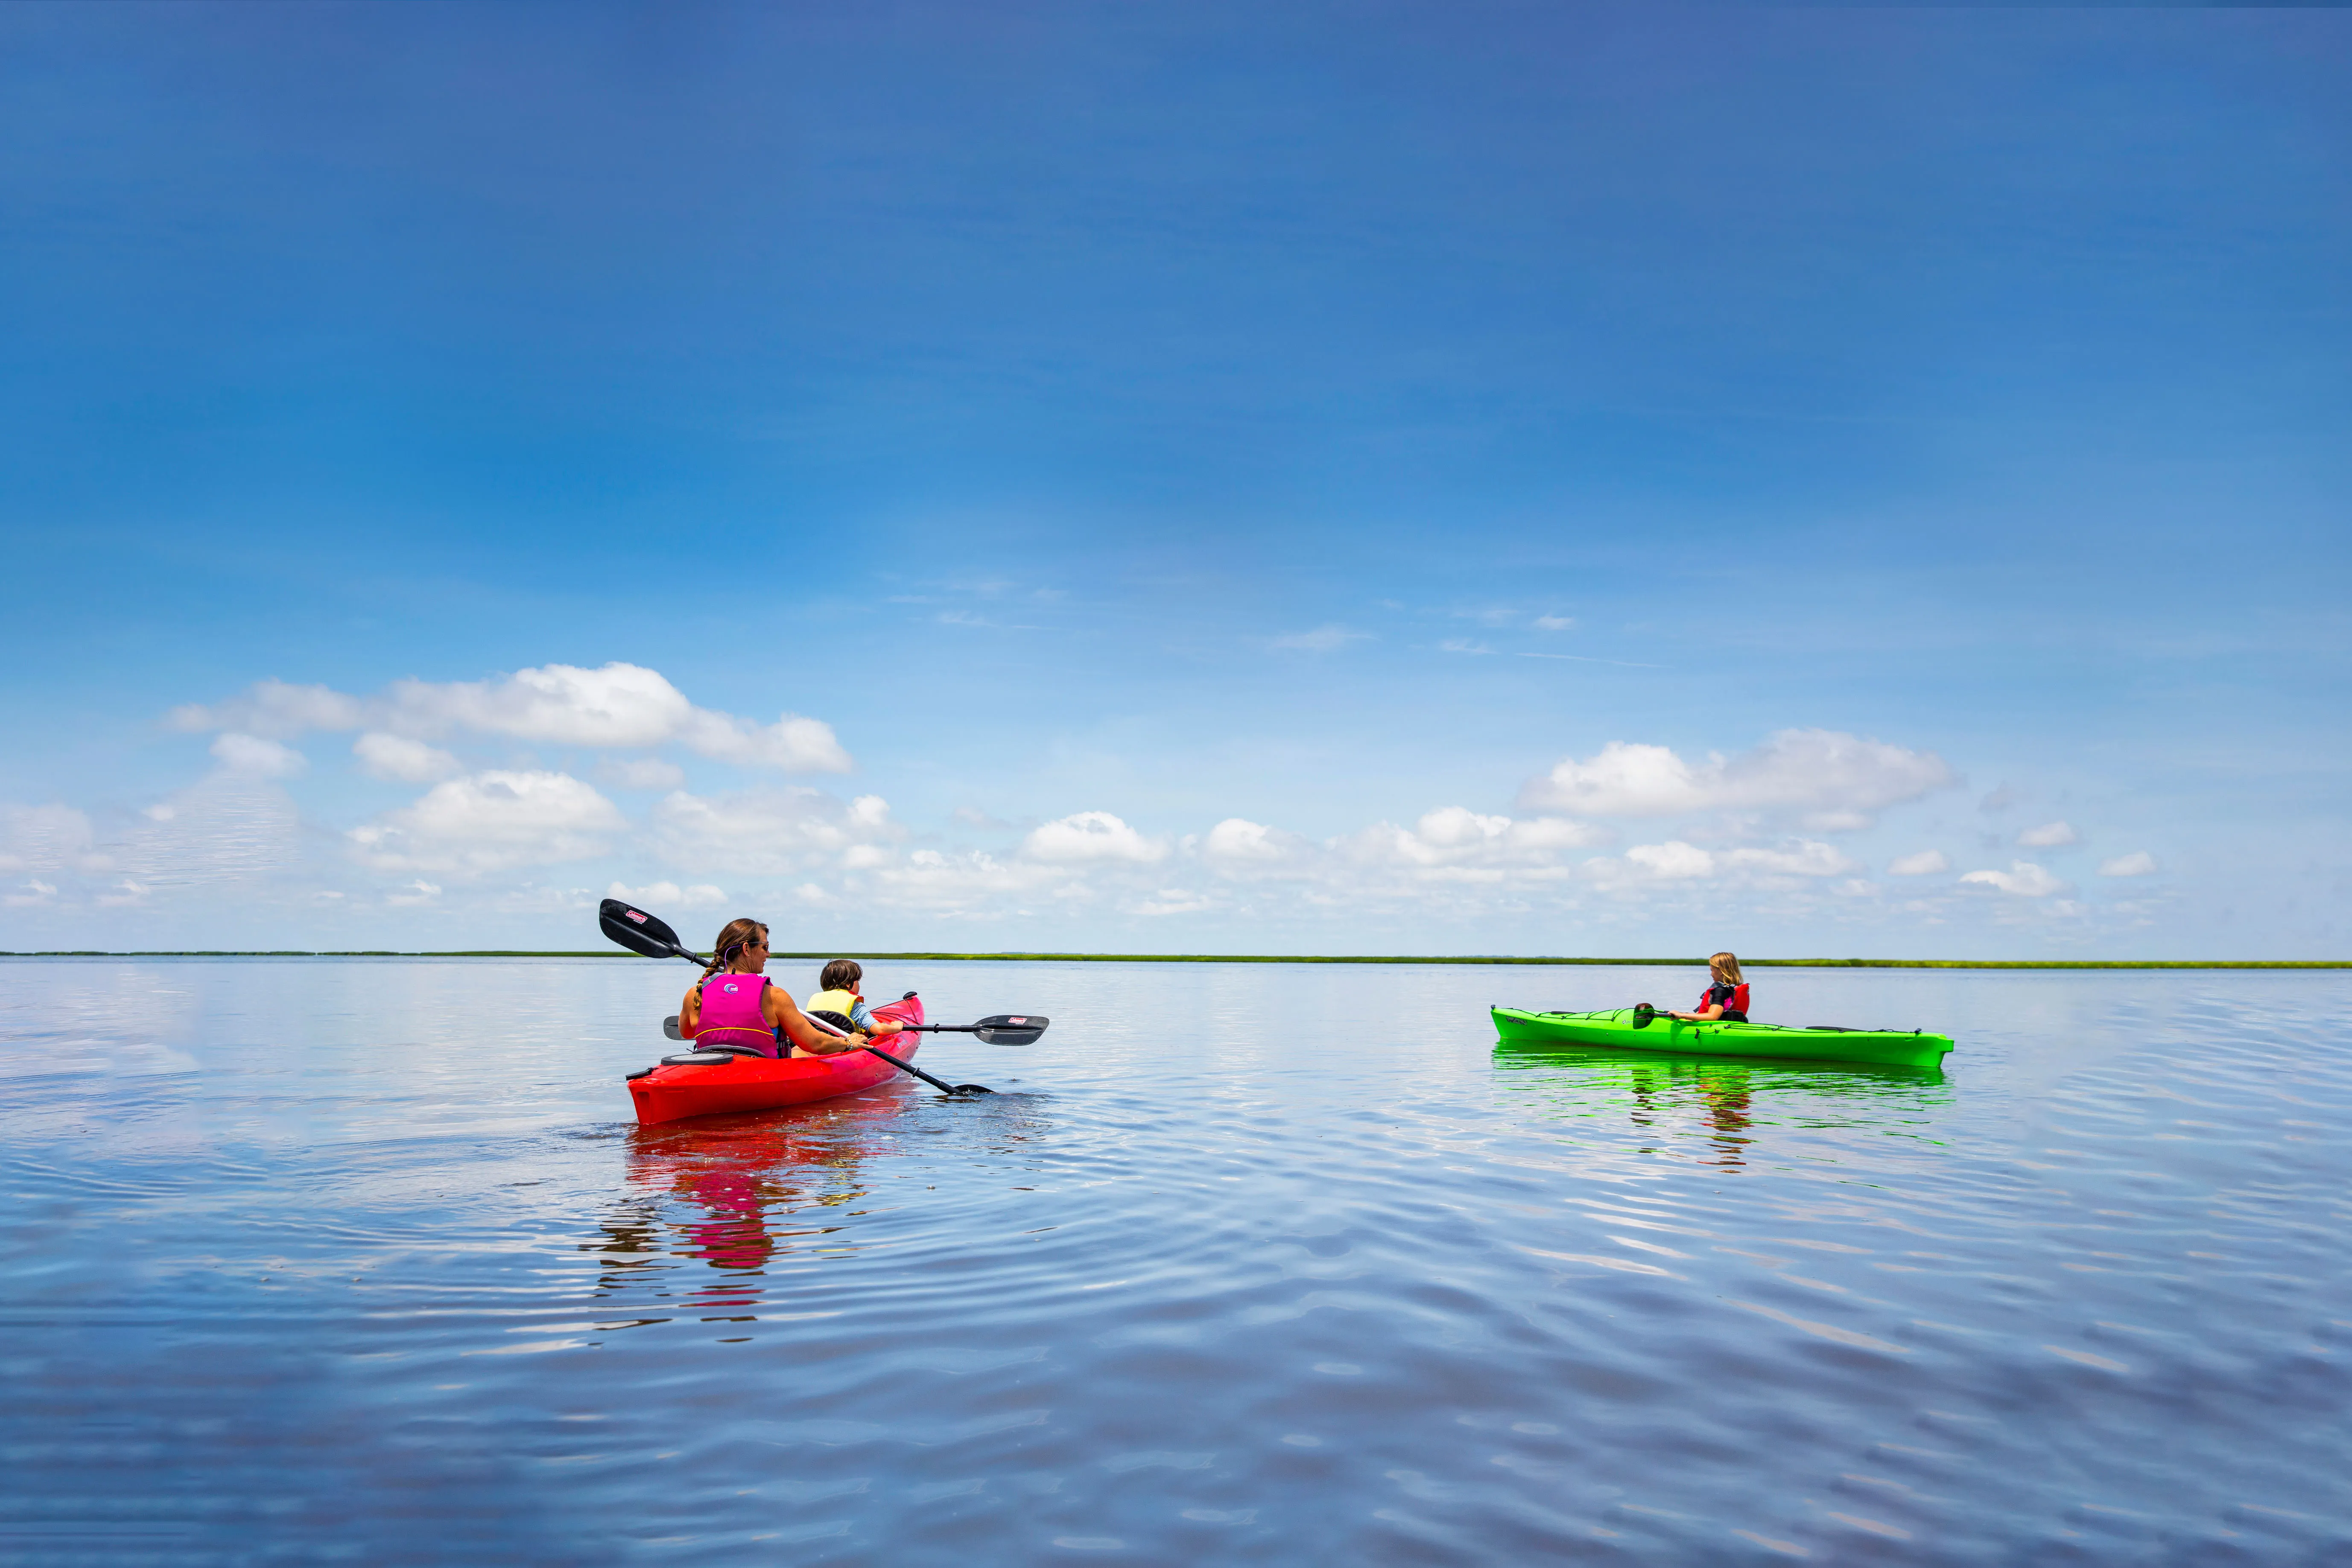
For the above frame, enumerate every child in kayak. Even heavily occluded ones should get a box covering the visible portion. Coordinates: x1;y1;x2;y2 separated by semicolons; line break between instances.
678;918;864;1059
805;958;906;1038
1673;952;1750;1022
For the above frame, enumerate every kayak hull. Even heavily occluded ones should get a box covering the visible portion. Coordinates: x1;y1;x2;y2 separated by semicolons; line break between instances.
1492;1005;1953;1070
628;996;924;1125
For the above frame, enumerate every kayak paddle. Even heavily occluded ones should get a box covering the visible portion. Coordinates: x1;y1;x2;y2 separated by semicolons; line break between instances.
895;1014;1049;1046
601;897;1008;1098
599;898;709;965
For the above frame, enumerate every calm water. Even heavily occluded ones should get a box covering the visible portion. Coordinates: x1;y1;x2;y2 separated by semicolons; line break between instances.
1;958;2346;1565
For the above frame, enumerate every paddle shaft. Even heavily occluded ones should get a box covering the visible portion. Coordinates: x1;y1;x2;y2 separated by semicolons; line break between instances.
855;1042;969;1096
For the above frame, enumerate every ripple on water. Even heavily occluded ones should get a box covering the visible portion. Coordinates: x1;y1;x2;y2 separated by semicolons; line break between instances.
0;958;2346;1562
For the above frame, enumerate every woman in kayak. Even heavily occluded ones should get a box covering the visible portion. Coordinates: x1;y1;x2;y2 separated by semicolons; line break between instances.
1672;951;1750;1022
678;918;864;1059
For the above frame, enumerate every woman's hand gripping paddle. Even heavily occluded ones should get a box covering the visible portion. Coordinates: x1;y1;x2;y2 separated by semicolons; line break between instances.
602;897;1025;1098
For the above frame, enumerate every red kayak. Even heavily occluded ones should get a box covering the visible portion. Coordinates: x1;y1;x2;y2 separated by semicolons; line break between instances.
627;995;925;1126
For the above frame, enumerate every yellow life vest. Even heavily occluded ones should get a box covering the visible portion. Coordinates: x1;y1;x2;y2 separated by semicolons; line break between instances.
806;987;861;1017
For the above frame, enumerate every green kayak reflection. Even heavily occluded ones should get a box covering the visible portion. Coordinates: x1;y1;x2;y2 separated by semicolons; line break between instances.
1494;1036;1952;1169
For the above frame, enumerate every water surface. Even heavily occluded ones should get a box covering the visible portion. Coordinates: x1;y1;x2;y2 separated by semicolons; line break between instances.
1;958;2346;1564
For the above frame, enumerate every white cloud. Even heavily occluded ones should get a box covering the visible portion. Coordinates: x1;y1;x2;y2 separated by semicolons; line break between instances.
1887;849;1950;876
867;848;1067;912
169;680;362;739
354;732;461;783
97;879;152;907
608;880;728;910
348;771;626;874
1337;808;1604;881
210;733;308;779
1201;818;1307;864
651;787;902;876
1135;889;1218;916
0;804;96;873
2018;821;2078;848
1721;841;1859;877
599;756;688;791
1271;625;1369;653
1533;616;1576;631
386;880;442;906
1439;639;1495;655
1960;861;2072;898
5;879;57;907
175;662;850;774
1519;729;1954;828
671;708;851;772
2098;851;2160;878
1023;811;1171;864
111;774;302;890
1624;841;1714;879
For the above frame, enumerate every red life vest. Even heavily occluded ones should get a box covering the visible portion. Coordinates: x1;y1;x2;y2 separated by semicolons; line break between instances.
1698;981;1750;1020
692;972;779;1056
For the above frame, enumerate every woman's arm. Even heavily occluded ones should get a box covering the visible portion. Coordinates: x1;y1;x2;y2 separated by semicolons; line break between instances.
679;984;703;1037
1672;1003;1726;1022
766;984;859;1055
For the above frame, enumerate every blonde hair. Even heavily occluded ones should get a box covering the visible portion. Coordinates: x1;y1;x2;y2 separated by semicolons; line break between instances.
1709;951;1744;985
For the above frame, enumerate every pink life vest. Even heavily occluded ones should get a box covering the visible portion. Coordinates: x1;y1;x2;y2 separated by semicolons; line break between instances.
693;972;779;1056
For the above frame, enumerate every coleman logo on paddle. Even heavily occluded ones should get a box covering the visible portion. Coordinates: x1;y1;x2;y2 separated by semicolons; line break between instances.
626;910;646;923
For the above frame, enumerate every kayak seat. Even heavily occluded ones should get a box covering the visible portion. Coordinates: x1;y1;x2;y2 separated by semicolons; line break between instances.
660;1050;736;1067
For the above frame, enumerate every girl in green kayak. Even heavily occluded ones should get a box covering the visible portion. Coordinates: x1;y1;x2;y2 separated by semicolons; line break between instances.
1672;952;1750;1022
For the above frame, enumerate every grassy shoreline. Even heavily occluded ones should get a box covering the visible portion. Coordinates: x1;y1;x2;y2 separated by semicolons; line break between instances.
0;951;2342;969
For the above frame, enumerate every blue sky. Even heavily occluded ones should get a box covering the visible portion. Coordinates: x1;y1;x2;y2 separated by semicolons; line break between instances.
2;3;2346;958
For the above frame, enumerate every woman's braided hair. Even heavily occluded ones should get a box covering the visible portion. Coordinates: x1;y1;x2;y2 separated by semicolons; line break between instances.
702;918;769;981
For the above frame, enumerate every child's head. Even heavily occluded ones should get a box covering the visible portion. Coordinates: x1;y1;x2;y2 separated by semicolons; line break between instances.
819;958;863;993
1709;951;1744;986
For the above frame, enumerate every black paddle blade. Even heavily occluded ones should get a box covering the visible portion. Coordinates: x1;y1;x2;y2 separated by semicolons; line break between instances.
599;897;690;960
1632;1003;1657;1028
971;1013;1047;1046
663;1015;684;1041
950;1083;996;1095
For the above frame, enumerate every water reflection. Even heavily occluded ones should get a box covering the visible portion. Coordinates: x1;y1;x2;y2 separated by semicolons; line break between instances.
585;1094;914;1317
1493;1040;1950;1167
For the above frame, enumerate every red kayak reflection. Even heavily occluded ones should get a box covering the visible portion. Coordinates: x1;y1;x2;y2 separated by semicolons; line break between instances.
587;1091;915;1312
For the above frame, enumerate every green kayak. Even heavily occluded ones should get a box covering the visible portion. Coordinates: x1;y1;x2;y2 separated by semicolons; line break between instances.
1492;1005;1954;1070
